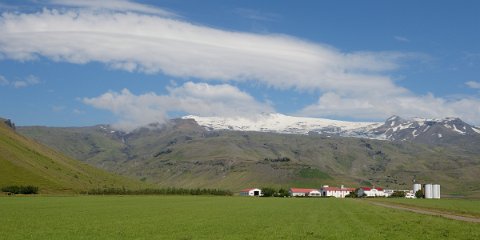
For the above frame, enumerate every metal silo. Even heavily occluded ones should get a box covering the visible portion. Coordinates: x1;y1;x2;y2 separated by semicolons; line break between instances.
425;184;433;199
413;183;422;196
433;184;440;199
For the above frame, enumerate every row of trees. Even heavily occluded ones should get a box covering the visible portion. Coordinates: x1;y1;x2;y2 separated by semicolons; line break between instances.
1;185;39;194
82;187;233;196
259;187;290;197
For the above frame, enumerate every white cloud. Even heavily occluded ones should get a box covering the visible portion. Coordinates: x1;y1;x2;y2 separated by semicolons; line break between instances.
12;75;40;88
0;8;413;96
48;0;177;17
83;82;273;131
394;36;410;43
1;6;479;124
0;75;8;85
466;81;480;89
73;109;85;114
300;92;480;125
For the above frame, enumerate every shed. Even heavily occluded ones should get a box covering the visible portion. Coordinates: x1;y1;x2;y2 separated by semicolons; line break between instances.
239;188;262;196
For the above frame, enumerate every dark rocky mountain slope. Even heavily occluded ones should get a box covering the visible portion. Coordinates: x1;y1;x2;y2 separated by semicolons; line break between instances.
18;117;480;197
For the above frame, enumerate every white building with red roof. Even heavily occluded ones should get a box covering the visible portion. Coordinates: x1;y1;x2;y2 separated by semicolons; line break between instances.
239;188;262;196
356;187;385;197
289;188;321;197
320;185;355;198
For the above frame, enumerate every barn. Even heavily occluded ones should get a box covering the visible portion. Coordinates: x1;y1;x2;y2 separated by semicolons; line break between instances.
320;185;355;198
289;188;321;197
239;188;262;196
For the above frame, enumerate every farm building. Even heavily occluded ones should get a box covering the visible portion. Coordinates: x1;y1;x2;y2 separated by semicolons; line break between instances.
289;188;321;197
239;188;262;197
383;189;394;197
320;185;355;198
356;187;385;197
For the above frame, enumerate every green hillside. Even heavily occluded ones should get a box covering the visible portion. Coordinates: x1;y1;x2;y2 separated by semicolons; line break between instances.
18;120;480;197
0;120;144;194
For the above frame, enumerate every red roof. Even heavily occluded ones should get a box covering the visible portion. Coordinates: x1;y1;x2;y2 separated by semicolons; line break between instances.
322;187;355;192
240;188;259;192
359;187;383;191
289;188;319;193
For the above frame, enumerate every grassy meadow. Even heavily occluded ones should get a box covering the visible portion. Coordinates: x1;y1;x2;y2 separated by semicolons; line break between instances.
0;196;479;240
370;198;480;217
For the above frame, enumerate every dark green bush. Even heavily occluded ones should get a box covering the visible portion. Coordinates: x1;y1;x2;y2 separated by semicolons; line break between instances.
261;187;276;197
1;185;39;194
415;190;424;198
389;191;406;198
345;191;357;198
276;188;290;197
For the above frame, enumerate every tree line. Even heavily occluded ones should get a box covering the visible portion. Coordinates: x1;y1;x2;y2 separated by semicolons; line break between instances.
82;187;233;196
1;185;39;194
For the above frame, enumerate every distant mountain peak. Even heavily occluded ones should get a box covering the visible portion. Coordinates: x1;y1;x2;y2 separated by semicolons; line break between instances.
182;114;480;144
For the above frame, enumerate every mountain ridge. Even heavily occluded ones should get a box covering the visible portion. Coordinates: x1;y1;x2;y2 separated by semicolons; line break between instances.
17;117;480;197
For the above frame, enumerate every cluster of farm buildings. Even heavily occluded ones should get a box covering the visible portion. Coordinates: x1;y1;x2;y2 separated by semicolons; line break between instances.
240;183;441;199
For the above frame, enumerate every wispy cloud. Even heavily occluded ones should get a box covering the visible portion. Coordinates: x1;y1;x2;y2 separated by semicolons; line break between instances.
51;105;66;112
73;109;85;114
394;36;410;43
0;75;8;85
0;74;41;88
235;8;280;22
463;52;480;67
466;81;480;89
83;82;273;131
12;75;41;88
48;0;178;17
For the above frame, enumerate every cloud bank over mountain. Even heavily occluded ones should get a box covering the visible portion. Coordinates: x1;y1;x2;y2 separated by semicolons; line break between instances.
83;82;273;131
1;1;479;127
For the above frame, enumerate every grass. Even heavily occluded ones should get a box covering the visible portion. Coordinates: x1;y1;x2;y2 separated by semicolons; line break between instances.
370;198;480;217
0;196;479;240
0;121;144;193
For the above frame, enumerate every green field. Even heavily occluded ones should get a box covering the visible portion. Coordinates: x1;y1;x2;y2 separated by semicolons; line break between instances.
0;196;479;240
370;198;480;217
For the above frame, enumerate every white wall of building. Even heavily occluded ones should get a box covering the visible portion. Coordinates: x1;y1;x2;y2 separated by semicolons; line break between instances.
240;188;262;196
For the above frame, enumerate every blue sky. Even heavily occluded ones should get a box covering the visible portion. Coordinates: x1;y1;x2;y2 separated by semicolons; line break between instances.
0;0;479;129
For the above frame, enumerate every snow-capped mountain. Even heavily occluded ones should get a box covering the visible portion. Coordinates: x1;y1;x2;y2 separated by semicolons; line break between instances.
370;115;480;144
182;113;382;138
182;114;480;143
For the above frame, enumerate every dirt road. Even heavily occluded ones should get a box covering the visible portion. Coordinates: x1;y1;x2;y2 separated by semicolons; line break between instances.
369;201;480;223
